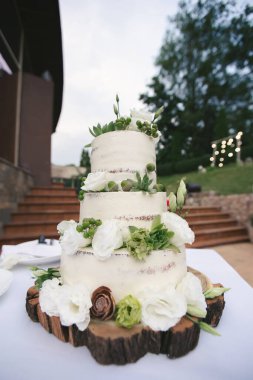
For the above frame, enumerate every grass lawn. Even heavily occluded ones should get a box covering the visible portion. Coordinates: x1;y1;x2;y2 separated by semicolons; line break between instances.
158;162;253;195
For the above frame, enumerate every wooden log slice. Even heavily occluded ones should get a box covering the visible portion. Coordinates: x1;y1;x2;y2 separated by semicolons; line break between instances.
25;280;225;365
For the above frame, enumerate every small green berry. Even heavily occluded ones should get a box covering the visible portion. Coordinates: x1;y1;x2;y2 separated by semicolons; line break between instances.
146;163;156;172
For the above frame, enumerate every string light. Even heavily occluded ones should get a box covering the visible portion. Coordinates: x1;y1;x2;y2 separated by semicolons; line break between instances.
210;131;243;168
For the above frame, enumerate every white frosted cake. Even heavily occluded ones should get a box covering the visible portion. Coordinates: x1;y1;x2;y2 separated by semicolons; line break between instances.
36;103;210;334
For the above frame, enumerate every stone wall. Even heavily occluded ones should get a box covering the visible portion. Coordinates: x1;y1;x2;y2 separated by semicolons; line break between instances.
186;192;253;241
0;158;34;232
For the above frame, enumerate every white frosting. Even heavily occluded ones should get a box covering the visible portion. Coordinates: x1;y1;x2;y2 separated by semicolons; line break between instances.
90;131;156;183
60;248;187;302
80;192;167;228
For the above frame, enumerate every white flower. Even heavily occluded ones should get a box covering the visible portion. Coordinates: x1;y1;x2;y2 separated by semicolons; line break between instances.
0;269;13;296
56;284;92;331
161;212;195;246
139;287;187;331
177;272;206;313
92;220;123;261
39;278;61;317
81;172;108;191
128;108;154;131
57;220;76;235
0;252;21;270
59;221;91;255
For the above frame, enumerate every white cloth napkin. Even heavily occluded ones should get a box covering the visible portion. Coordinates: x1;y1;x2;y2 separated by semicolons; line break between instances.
0;239;61;269
0;269;13;296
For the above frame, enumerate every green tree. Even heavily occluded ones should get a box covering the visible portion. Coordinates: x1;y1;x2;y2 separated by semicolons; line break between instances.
80;148;90;168
140;0;253;163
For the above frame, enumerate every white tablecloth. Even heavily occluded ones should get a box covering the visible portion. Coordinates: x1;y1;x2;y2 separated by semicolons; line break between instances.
0;249;252;380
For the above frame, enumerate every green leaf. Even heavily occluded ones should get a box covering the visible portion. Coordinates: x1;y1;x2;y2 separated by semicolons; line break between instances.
187;305;207;318
204;287;230;299
151;215;161;231
84;143;91;148
199;321;221;336
89;127;96;137
129;226;138;233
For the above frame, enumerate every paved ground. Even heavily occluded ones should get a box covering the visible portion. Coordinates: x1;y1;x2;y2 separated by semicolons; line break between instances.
212;242;253;287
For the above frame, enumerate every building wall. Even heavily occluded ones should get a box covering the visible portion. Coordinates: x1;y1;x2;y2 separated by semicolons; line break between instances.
0;157;34;233
19;73;54;186
0;73;18;163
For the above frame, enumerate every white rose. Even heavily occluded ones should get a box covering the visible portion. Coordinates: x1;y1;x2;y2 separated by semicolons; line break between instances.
39;278;61;317
161;212;195;246
92;220;123;261
81;172;108;191
0;252;21;270
57;220;76;235
59;221;91;255
56;284;92;331
177;272;206;313
128;108;154;131
139;287;187;331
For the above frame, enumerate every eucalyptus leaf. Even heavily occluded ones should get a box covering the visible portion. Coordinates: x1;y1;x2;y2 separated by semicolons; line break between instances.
199;321;221;336
204;287;230;299
187;305;207;318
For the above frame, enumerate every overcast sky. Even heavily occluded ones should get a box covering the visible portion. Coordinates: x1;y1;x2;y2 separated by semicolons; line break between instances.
51;0;179;165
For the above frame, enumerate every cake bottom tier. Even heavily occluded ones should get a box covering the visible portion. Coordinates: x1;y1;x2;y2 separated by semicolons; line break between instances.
60;248;187;302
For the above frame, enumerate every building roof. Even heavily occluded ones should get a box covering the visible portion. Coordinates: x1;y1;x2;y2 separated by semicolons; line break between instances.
0;0;63;131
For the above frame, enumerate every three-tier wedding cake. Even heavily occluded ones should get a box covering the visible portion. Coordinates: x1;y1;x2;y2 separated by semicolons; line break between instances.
32;100;227;346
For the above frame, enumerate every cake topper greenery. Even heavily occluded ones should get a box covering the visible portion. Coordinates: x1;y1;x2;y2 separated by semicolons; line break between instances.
87;94;164;140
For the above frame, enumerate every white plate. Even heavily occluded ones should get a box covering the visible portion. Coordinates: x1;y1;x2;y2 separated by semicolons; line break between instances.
19;254;61;266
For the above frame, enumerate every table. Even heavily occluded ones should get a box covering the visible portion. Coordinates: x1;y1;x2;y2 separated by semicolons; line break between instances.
0;249;252;380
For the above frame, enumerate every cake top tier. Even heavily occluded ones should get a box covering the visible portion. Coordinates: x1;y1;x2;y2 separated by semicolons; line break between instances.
79;97;164;196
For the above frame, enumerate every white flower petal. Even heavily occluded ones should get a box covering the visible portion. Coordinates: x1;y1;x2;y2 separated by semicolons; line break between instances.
177;272;207;312
92;220;123;261
161;212;195;246
81;172;108;191
140;287;187;331
59;221;91;255
57;220;76;235
39;278;61;317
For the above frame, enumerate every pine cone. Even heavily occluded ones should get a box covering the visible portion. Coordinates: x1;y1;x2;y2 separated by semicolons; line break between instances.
90;286;116;320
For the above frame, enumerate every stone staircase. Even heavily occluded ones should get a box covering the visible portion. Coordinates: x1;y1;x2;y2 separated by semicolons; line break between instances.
0;183;79;246
185;206;249;247
0;187;250;247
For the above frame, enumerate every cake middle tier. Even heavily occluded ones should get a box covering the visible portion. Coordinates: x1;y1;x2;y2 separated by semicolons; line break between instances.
90;130;157;184
60;248;187;302
80;192;167;228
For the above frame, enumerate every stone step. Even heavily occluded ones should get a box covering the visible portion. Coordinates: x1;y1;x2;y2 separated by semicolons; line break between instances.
18;202;79;212
3;221;60;237
11;211;79;223
189;219;238;231
24;195;78;203
195;226;248;241
186;212;231;222
52;183;65;188
191;233;249;248
30;187;76;196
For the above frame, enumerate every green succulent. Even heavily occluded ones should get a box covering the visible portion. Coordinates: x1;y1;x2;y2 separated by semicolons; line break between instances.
126;226;153;261
115;295;142;329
